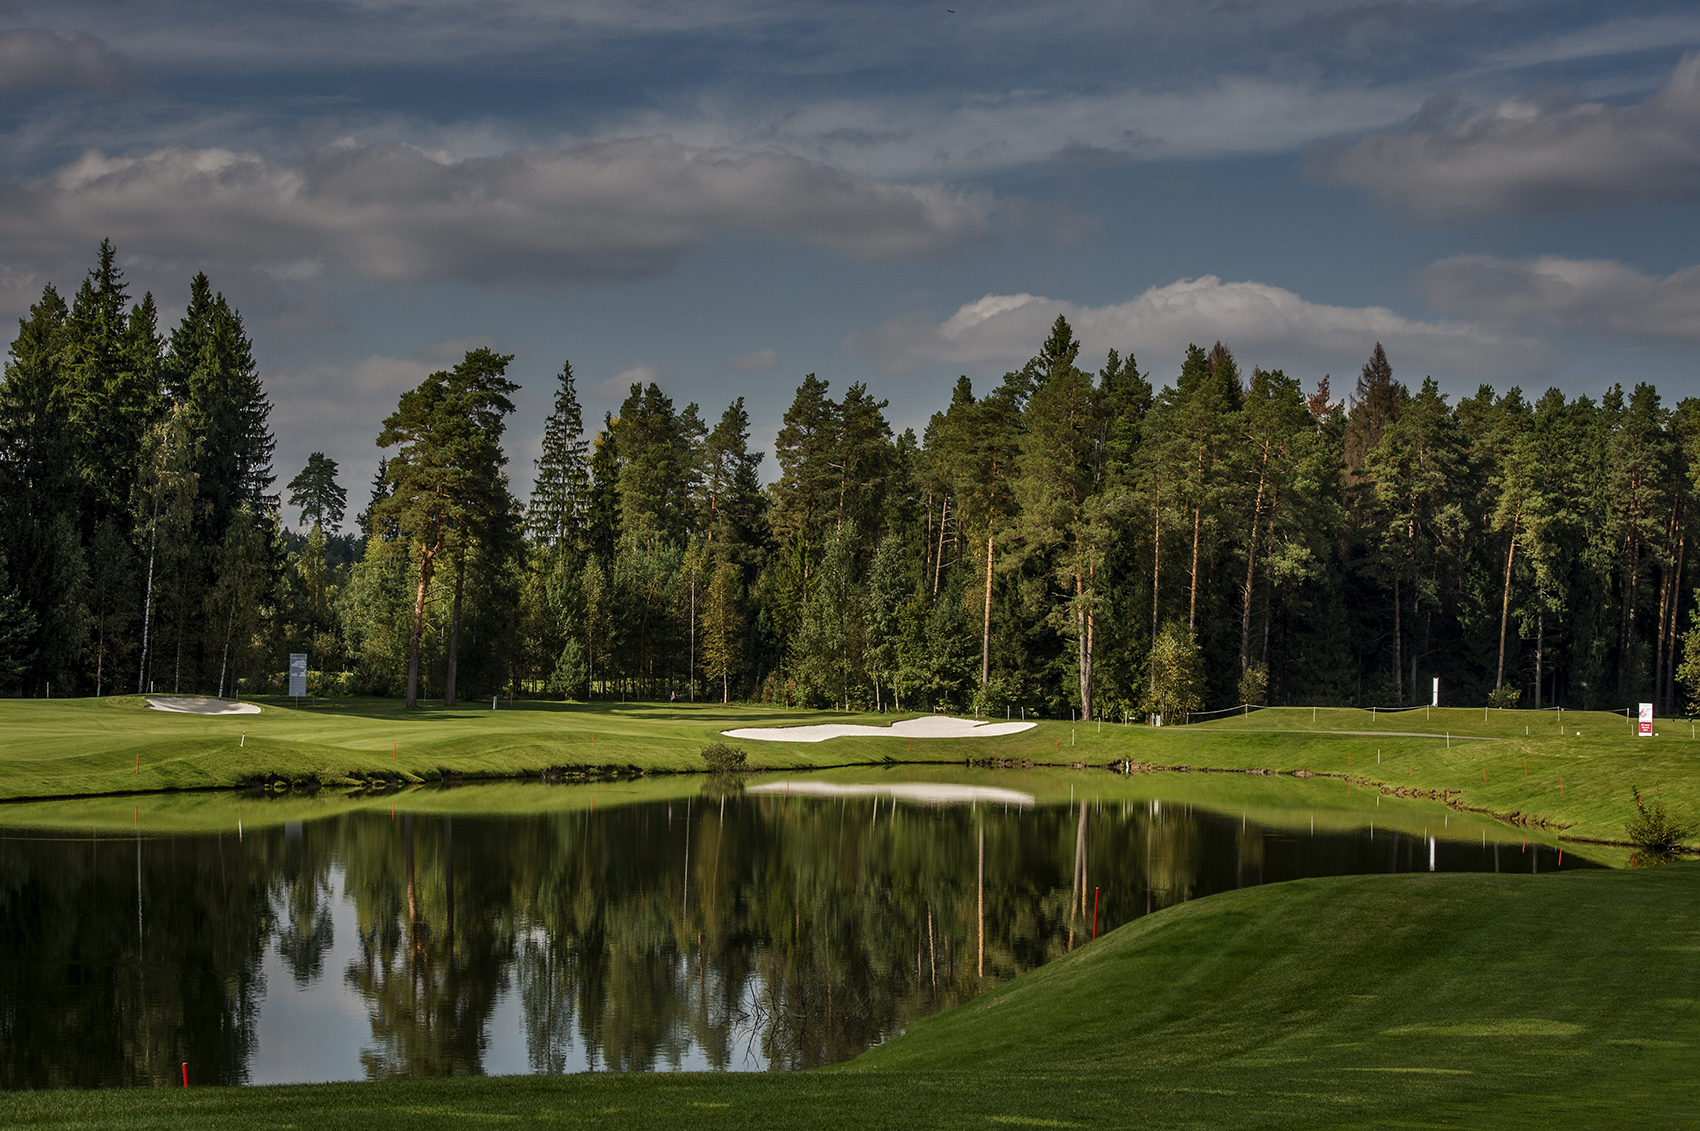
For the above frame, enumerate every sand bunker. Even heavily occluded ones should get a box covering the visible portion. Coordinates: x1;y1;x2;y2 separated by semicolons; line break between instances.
746;780;1034;808
146;696;262;715
721;715;1035;743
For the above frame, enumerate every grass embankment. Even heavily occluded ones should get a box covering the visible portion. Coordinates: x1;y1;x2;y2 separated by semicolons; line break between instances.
1;698;1691;850
4;864;1694;1129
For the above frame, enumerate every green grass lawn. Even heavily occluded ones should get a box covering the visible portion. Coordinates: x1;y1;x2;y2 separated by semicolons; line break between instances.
4;863;1694;1129
0;698;1691;851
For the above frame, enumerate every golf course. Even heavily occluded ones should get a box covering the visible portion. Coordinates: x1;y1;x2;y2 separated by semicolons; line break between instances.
0;697;1694;1128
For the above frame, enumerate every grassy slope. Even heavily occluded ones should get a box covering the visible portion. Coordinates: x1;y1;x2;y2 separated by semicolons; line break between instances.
4;864;1694;1129
0;699;1691;850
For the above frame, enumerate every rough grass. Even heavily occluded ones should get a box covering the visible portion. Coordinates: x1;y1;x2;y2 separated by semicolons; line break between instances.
0;699;1692;851
3;864;1694;1129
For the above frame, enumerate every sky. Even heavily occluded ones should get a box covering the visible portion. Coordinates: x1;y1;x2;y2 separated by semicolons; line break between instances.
3;0;1699;522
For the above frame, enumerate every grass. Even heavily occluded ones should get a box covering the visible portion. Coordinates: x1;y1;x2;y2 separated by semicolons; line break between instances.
3;863;1694;1129
0;697;1691;851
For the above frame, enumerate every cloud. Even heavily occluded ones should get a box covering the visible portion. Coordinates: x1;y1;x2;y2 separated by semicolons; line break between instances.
1309;52;1700;220
591;364;660;399
0;29;136;93
1419;255;1700;343
0;137;997;285
724;347;781;372
845;277;1555;385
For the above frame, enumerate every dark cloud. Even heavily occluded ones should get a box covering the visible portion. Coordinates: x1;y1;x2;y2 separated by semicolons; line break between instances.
1308;52;1700;220
0;29;135;93
0;137;997;284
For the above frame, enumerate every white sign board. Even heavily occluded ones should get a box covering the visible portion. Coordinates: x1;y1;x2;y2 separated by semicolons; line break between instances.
288;653;308;698
1431;677;1439;707
1639;702;1653;737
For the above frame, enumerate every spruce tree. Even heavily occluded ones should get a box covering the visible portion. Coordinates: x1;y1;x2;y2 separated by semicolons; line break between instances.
527;359;590;551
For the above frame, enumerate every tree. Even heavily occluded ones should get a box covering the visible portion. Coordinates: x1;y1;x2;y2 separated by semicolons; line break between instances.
1145;621;1204;723
702;562;745;703
528;360;590;551
699;397;766;571
374;348;519;708
207;503;270;698
85;517;137;697
287;453;347;532
1012;316;1128;719
770;374;839;577
133;404;201;694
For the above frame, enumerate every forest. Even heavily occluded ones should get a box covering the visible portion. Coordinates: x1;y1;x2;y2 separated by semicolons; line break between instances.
4;242;1699;719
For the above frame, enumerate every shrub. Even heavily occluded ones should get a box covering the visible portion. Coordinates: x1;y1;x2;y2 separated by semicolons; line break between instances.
1626;787;1693;865
1237;661;1269;707
701;742;748;773
1487;685;1520;709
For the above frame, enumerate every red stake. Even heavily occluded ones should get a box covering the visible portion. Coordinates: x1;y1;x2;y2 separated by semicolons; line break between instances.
1092;887;1100;940
135;752;140;774
181;1063;188;1088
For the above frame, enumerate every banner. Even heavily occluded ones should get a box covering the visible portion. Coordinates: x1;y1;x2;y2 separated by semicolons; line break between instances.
289;654;308;699
1639;702;1653;737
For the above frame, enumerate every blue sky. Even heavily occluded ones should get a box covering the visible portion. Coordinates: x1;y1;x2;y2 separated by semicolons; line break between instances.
3;1;1699;514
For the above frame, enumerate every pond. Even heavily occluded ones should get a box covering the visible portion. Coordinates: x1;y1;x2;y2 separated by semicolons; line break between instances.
0;767;1596;1088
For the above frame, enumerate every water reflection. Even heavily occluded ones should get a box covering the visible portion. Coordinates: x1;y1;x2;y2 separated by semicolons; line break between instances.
0;779;1592;1087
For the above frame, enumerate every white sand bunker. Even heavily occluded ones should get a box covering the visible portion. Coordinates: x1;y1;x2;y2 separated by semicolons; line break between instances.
747;781;1034;808
146;696;261;715
721;715;1035;743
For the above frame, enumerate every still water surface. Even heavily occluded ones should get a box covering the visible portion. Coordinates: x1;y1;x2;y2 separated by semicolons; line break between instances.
0;770;1593;1087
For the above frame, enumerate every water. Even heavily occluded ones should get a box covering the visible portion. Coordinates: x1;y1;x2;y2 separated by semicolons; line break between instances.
0;770;1593;1087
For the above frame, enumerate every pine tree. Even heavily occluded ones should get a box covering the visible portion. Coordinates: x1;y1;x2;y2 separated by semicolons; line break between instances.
287;453;348;532
374;348;518;708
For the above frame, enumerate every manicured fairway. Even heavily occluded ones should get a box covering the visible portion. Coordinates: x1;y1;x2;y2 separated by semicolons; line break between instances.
0;698;1692;851
2;863;1693;1129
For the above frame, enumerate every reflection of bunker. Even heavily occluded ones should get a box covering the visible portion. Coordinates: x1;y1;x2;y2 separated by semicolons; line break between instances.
721;715;1035;743
745;780;1035;808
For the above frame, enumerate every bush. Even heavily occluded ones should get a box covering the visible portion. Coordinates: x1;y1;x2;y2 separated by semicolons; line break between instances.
1237;661;1269;707
701;742;748;773
1626;786;1693;865
1487;685;1520;709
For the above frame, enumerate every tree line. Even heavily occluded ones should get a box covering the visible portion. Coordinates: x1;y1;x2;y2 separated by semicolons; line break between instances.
6;242;1700;716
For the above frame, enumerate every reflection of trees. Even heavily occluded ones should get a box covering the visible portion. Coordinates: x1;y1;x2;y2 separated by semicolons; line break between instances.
342;814;512;1078
273;822;335;984
3;788;1247;1085
0;828;273;1087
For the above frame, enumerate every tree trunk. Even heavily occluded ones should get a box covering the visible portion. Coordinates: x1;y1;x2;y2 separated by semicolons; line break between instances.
1619;536;1639;702
1188;506;1201;633
1150;496;1161;702
933;496;949;597
445;552;465;706
1077;559;1095;720
1393;575;1402;703
1665;533;1686;712
1495;513;1518;693
218;600;235;699
405;538;439;709
1239;469;1267;675
1655;560;1671;714
1535;601;1544;710
136;494;159;695
982;530;994;685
